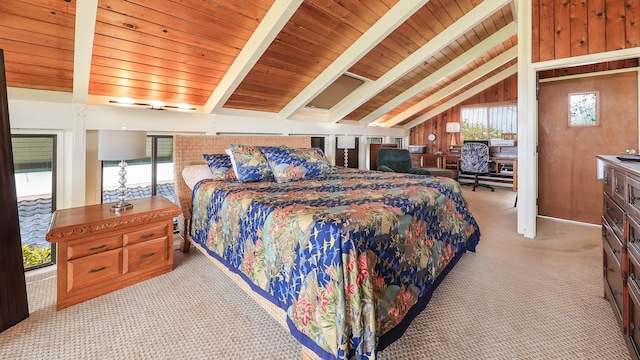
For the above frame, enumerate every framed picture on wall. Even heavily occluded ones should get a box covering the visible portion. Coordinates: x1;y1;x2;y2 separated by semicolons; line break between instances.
568;91;599;127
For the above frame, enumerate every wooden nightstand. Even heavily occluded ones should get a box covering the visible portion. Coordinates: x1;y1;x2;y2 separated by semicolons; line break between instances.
46;196;181;310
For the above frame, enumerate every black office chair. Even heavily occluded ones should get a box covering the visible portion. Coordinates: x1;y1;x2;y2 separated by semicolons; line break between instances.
460;142;494;192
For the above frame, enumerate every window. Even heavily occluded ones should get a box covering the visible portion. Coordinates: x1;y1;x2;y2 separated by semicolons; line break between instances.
12;134;57;270
461;103;517;141
389;137;404;148
102;135;175;205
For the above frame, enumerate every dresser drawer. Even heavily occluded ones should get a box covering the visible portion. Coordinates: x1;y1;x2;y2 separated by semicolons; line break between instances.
603;220;623;266
67;234;122;260
67;248;122;293
123;224;168;246
123;236;168;274
628;278;640;358
629;216;640;260
603;164;613;197
612;168;627;208
604;193;626;240
628;175;640;221
604;239;625;323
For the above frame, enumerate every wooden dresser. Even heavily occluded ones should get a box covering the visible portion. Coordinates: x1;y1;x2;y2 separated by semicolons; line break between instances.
598;155;640;359
46;196;181;310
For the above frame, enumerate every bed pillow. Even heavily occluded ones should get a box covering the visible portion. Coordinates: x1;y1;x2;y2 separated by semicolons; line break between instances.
228;144;275;183
182;164;214;190
260;146;333;183
224;148;240;180
202;153;236;181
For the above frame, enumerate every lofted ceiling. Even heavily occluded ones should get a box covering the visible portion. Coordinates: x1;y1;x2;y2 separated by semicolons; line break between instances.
0;0;518;129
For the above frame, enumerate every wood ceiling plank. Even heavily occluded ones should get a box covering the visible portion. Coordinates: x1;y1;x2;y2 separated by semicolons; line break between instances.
169;0;273;16
5;62;73;80
0;24;74;51
90;65;216;91
91;34;230;71
89;73;212;96
93;23;237;65
19;0;76;14
88;83;209;104
0;38;73;62
5;51;73;71
0;2;75;28
6;72;72;92
91;56;223;82
2;12;74;41
99;0;255;45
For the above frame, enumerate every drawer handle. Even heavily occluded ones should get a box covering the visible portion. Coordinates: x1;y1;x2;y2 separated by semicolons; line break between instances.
139;233;155;239
602;229;608;238
613;289;622;296
604;266;613;272
614;218;620;225
631;195;640;204
87;244;106;251
632;237;639;244
604;206;610;212
612;248;619;254
632;323;639;331
89;266;107;273
604;178;610;186
615;184;622;193
140;252;155;259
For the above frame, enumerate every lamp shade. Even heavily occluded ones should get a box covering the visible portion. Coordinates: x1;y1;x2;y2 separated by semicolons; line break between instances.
337;136;356;149
98;130;147;161
445;122;460;133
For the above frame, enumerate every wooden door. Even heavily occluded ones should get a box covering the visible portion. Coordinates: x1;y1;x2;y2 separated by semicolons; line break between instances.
0;50;29;332
538;72;638;224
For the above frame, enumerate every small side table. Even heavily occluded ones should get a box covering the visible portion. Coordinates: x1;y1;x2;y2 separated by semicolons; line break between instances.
46;196;181;310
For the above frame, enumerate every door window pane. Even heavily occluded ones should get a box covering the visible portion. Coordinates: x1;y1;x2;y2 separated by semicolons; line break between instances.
13;135;56;269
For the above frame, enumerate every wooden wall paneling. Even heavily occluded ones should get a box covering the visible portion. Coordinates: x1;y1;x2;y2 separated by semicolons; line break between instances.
532;0;540;62
605;0;627;51
588;0;607;54
0;49;29;333
626;0;639;48
538;0;556;61
570;0;588;57
554;0;572;60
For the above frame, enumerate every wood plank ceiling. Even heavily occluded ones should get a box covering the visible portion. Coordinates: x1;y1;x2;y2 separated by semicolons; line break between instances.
0;0;518;129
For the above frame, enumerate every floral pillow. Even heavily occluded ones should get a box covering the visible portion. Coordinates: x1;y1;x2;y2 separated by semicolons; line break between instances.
260;146;334;183
228;144;275;183
202;153;236;181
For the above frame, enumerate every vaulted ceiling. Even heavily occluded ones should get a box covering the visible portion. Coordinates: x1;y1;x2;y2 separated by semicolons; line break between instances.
0;0;518;129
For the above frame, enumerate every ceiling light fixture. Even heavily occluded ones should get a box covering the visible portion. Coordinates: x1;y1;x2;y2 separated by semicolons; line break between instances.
109;99;197;111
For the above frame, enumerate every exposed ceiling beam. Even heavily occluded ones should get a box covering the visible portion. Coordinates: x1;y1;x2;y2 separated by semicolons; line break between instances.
329;0;512;123
278;0;429;119
403;64;518;129
72;0;98;105
382;46;518;127
359;21;517;125
204;0;303;113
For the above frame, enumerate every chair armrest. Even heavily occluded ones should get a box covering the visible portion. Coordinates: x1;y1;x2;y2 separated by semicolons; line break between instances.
377;165;396;172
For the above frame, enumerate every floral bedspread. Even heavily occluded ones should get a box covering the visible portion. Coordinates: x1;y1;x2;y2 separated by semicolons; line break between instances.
190;168;480;360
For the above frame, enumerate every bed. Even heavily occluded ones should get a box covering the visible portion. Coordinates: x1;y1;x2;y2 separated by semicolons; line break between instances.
173;135;480;360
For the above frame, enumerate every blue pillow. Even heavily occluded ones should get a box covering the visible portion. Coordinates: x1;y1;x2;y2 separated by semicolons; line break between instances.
202;154;236;181
228;144;275;183
260;146;333;183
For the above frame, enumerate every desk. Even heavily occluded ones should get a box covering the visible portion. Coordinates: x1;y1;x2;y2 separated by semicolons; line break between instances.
443;154;517;191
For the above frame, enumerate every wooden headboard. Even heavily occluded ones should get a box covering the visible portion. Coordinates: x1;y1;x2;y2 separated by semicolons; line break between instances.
172;135;311;244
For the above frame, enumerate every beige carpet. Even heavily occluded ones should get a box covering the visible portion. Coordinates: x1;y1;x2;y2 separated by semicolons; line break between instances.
0;187;631;359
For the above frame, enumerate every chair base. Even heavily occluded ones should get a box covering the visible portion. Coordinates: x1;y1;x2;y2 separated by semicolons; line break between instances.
461;174;494;192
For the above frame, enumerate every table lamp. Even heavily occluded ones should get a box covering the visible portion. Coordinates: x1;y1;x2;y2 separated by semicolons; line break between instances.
337;136;356;168
446;122;460;147
98;130;147;211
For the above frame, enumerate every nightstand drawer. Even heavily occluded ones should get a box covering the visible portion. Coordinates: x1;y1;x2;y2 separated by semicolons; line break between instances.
67;234;122;260
123;236;168;274
67;248;122;293
124;224;168;246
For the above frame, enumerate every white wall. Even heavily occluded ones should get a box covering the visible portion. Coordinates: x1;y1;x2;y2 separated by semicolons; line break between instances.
7;92;408;209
